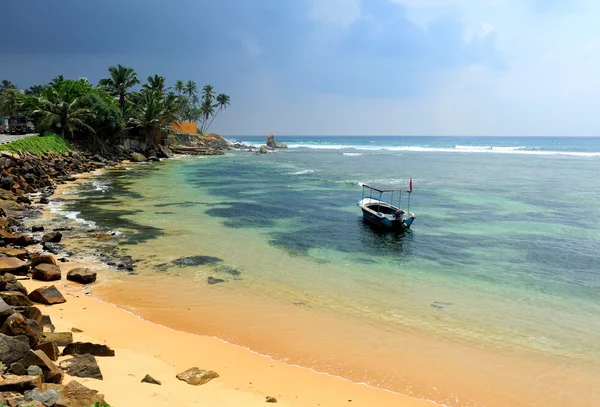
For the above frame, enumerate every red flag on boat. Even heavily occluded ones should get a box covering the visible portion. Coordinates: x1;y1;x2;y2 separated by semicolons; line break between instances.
409;178;413;192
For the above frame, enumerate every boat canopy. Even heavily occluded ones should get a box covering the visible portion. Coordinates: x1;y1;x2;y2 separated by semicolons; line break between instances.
361;183;411;193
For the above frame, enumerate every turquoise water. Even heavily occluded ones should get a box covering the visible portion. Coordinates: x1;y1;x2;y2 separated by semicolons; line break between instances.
52;136;600;365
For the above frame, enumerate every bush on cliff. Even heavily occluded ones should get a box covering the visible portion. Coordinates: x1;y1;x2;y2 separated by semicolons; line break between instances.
1;133;73;155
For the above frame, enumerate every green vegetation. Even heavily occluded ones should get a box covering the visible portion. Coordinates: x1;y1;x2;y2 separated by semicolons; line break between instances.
1;133;73;155
0;66;231;148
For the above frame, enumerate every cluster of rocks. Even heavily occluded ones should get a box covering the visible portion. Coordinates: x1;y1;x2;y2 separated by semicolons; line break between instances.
0;249;109;406
257;134;287;154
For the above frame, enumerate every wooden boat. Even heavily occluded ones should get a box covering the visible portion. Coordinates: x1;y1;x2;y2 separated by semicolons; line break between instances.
357;181;416;230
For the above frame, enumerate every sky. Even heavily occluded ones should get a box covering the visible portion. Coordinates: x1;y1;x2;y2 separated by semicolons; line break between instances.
2;0;599;136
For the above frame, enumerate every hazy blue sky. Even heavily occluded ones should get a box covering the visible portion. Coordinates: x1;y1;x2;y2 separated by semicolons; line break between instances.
3;0;598;136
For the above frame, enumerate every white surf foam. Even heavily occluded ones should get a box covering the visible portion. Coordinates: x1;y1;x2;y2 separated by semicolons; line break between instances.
48;201;97;228
281;142;600;157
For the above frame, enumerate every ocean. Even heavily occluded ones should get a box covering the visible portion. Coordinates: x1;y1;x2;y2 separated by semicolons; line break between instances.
41;136;600;407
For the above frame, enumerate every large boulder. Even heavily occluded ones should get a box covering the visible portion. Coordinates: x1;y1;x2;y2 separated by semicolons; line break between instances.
156;144;173;159
36;341;60;361
41;232;62;243
32;264;61;282
130;152;147;162
0;312;40;347
266;134;276;148
0;273;28;295
43;380;107;407
66;268;96;285
176;367;219;386
0;292;33;307
28;286;66;305
0;257;30;275
0;248;27;260
0;333;31;365
62;342;114;357
0;297;15;325
59;354;103;380
23;388;59;407
41;332;73;347
0;374;42;392
30;254;57;268
20;349;64;384
259;145;268;154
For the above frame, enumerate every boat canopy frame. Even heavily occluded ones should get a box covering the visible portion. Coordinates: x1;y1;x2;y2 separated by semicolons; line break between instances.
360;183;412;214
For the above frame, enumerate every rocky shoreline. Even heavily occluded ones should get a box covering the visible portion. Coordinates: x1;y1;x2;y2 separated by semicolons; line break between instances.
0;133;292;406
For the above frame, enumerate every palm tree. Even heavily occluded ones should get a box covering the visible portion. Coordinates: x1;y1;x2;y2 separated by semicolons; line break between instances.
0;80;17;94
202;84;215;101
205;93;231;132
0;89;23;116
199;99;215;133
184;80;197;98
128;89;178;145
174;80;185;95
50;75;65;85
98;65;140;116
143;74;167;94
33;88;95;138
25;85;48;96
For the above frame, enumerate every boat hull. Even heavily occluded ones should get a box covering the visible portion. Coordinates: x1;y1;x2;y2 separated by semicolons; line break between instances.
357;198;416;230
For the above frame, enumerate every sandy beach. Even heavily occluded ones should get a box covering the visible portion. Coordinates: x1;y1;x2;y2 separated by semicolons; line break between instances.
21;274;436;407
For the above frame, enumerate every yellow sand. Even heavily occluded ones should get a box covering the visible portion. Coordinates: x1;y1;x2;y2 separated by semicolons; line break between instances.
22;275;435;407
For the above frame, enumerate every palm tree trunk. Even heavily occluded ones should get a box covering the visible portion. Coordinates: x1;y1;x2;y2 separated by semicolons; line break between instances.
205;108;222;133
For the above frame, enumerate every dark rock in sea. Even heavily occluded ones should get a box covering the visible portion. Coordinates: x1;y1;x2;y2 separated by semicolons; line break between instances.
176;367;219;385
130;152;147;162
63;342;115;357
59;353;103;380
207;276;225;285
213;265;241;276
42;242;63;255
172;256;222;267
31;226;44;233
28;285;66;305
41;231;62;243
141;374;161;385
67;268;97;284
0;333;31;365
259;145;268;154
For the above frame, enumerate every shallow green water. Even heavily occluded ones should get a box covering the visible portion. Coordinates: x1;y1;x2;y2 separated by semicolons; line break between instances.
49;139;600;366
